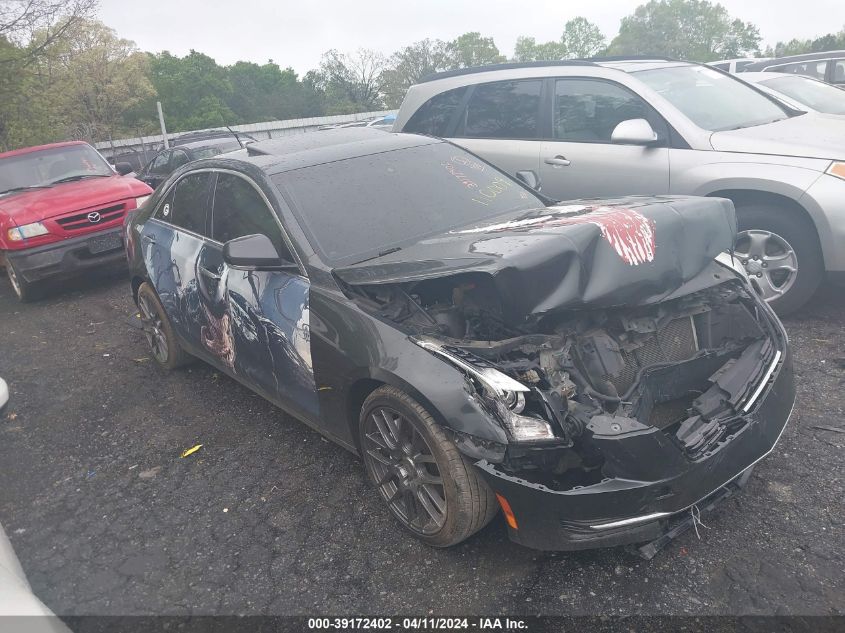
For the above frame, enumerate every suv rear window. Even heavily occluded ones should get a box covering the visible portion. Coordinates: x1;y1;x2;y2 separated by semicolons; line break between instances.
403;87;467;137
457;80;542;139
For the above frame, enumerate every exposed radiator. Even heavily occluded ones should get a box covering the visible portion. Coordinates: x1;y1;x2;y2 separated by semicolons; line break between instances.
608;316;699;394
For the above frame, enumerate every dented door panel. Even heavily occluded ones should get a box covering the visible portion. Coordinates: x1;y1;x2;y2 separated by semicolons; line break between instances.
223;270;319;422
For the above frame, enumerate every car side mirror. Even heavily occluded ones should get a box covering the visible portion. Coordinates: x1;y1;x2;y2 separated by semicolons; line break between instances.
515;170;541;191
611;119;659;146
115;162;134;175
223;234;297;271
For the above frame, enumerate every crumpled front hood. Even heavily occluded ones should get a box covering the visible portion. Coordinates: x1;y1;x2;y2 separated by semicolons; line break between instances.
335;195;737;325
0;175;151;225
709;112;845;160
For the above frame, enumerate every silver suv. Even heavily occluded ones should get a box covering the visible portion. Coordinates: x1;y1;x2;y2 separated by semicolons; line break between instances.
393;58;845;313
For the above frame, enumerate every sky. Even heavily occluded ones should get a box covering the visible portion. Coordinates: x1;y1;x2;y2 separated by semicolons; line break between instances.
98;0;844;74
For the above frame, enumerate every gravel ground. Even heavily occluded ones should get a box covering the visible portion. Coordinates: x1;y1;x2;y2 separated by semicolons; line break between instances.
0;272;842;617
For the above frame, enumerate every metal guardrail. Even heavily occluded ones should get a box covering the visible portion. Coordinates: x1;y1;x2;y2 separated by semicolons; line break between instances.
95;110;396;159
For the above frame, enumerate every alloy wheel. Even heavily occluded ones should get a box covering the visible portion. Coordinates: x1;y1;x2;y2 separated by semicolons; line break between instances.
138;294;169;364
362;406;447;535
735;229;798;302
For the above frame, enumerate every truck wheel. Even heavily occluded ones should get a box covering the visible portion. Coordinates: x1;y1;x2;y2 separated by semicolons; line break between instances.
360;385;498;547
137;282;190;369
4;259;40;302
735;204;823;315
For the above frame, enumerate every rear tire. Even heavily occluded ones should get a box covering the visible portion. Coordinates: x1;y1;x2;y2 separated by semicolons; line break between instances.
137;282;190;369
735;203;823;315
360;385;498;548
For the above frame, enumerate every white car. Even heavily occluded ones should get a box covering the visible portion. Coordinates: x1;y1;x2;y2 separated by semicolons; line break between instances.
708;58;769;73
0;377;7;417
0;527;70;632
739;72;845;115
0;378;69;630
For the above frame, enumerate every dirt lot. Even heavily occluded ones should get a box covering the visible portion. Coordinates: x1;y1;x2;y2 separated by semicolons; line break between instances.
0;272;842;617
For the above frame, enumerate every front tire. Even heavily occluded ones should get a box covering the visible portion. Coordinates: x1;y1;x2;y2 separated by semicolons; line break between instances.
735;203;823;315
4;258;40;302
360;386;498;548
137;282;190;369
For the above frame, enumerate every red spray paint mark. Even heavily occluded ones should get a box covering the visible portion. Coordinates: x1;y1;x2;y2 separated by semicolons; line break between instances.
458;205;657;266
479;206;656;266
567;206;656;266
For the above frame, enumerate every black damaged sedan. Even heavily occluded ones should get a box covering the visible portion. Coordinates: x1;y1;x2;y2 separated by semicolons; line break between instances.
125;129;795;552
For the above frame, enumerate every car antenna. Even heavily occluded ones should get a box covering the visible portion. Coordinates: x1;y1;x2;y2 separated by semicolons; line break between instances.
226;126;245;149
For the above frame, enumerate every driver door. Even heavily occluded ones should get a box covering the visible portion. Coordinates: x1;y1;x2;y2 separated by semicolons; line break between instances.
538;78;670;200
205;172;318;421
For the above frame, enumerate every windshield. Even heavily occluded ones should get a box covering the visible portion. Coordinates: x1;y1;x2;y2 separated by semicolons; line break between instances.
635;65;791;131
760;75;845;115
0;144;113;195
274;142;544;266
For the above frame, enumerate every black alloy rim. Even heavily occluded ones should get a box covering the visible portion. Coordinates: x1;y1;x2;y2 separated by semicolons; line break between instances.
362;406;447;535
138;294;169;363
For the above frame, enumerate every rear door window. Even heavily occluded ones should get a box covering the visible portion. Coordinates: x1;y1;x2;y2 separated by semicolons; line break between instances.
403;86;467;137
833;60;845;84
157;172;211;236
457;80;542;139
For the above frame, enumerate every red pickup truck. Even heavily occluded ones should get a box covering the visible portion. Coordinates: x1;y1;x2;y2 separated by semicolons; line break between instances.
0;141;153;301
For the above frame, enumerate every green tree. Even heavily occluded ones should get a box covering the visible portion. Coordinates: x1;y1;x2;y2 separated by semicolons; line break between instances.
562;17;606;58
0;0;98;149
608;0;761;62
311;48;386;114
512;36;566;62
381;39;449;107
769;27;845;57
147;50;235;131
226;61;321;122
513;18;605;62
44;20;155;142
444;32;505;68
1;0;96;63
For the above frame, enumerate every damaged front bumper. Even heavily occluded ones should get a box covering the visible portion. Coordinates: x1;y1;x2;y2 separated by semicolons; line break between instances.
476;344;795;551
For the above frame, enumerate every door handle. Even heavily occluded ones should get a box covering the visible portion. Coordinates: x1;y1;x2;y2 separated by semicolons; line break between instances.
544;155;571;167
141;235;156;244
198;265;221;281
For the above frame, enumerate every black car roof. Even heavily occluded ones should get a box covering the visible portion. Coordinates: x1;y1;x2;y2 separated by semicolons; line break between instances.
238;128;440;174
178;137;242;151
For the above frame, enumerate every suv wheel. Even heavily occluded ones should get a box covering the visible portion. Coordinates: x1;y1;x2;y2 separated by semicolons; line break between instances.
360;386;498;547
735;203;823;315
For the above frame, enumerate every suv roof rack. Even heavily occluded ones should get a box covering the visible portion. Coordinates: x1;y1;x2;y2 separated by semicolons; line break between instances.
418;59;597;83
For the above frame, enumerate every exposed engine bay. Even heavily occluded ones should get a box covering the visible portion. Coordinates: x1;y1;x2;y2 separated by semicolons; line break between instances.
348;264;784;492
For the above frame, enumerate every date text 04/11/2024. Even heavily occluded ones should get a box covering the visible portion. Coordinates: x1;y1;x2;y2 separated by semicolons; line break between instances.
307;617;529;630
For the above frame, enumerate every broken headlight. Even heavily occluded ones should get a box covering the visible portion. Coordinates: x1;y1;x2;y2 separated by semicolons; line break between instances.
411;336;556;442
